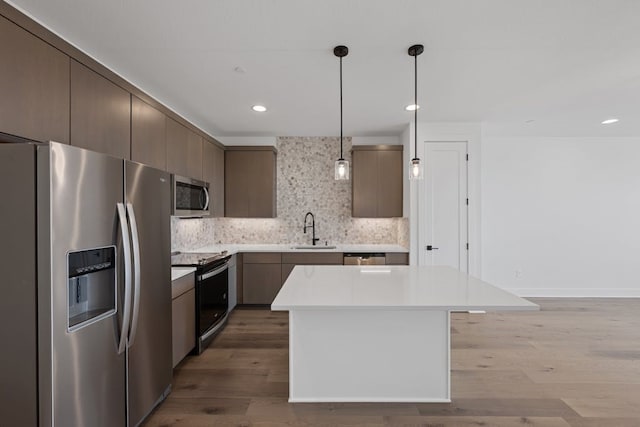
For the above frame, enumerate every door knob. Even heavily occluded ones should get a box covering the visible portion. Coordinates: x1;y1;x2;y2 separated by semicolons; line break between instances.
426;245;439;251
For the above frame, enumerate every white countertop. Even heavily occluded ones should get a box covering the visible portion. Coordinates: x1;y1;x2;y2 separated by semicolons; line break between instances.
189;243;408;254
171;267;196;282
271;265;539;311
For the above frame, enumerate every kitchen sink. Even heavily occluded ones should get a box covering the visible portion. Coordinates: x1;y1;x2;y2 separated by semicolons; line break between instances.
291;245;337;250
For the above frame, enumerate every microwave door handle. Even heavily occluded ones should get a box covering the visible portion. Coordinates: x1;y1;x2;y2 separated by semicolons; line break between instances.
126;203;142;348
203;187;210;210
117;203;133;355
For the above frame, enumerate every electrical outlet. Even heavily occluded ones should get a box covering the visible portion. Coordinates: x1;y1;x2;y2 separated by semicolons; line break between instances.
515;270;523;279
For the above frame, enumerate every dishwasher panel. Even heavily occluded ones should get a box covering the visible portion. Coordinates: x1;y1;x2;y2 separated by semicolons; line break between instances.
343;253;386;265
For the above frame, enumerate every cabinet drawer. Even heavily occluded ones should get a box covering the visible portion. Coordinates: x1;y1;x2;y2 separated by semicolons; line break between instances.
243;252;282;264
171;272;195;299
281;252;343;265
386;252;409;265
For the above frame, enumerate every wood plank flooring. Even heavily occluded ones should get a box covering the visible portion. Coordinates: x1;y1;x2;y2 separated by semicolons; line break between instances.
144;299;640;426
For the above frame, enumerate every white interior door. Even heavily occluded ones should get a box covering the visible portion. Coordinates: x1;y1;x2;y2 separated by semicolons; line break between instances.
421;142;468;272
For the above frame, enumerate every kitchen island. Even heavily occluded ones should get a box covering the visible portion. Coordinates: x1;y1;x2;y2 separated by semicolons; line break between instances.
271;265;538;403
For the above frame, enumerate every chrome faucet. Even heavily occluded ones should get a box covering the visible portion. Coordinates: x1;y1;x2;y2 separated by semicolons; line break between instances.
303;212;320;246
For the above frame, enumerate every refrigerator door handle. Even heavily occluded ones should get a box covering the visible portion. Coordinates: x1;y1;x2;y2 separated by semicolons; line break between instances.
117;203;133;355
126;203;142;348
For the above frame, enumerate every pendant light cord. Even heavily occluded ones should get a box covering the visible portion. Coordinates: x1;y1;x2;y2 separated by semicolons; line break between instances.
340;55;344;160
413;51;418;160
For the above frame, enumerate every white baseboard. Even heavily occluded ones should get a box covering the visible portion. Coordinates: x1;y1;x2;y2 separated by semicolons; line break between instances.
504;288;640;298
289;397;452;403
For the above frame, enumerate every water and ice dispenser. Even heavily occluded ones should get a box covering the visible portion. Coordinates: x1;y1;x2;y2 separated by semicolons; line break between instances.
67;247;116;331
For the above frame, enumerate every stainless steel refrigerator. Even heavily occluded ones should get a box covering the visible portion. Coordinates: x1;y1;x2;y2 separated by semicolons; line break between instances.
0;142;172;426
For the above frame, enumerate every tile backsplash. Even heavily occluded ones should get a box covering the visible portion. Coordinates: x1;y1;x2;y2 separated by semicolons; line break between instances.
172;136;409;251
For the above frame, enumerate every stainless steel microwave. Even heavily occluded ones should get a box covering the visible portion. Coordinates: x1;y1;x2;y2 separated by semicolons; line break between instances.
172;175;210;217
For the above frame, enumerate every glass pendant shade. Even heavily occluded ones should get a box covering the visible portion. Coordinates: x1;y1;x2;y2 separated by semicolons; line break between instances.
409;158;423;180
335;158;350;180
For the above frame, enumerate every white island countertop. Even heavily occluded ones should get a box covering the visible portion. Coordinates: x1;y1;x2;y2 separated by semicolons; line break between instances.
271;265;538;311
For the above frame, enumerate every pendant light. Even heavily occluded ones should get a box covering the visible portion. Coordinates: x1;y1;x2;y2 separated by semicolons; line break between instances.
408;44;424;180
334;45;349;180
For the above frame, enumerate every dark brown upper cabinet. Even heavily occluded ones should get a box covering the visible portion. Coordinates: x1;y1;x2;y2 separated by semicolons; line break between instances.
166;118;203;179
203;140;225;217
225;147;277;218
0;15;69;143
352;145;403;218
131;96;166;171
70;60;131;159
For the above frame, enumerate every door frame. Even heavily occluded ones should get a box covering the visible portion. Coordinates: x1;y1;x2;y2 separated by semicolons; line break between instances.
419;141;468;271
407;123;481;278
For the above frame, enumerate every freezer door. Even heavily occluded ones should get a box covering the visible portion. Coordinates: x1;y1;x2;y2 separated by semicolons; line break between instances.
125;161;172;426
43;143;126;427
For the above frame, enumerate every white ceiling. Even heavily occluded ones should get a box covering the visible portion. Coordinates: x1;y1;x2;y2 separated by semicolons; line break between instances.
7;0;640;137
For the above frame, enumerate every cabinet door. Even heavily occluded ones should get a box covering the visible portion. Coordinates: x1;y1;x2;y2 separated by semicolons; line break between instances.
166;118;203;179
171;288;195;368
203;141;224;217
242;263;282;304
186;131;203;179
249;150;277;217
131;96;166;170
386;252;409;265
0;16;69;143
377;150;403;217
226;148;277;218
70;60;130;158
352;150;378;217
225;150;249;217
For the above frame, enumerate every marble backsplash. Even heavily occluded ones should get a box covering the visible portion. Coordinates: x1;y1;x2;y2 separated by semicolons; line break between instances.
172;136;409;251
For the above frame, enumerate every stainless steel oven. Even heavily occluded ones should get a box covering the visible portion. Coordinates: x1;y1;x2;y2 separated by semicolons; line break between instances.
171;252;230;354
195;257;229;353
172;175;210;217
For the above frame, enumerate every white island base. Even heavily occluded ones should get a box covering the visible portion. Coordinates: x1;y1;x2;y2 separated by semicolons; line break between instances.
272;265;538;403
290;309;450;402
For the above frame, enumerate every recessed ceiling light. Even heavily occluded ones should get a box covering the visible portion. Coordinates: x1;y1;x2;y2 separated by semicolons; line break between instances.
601;118;619;125
405;104;420;111
252;105;267;112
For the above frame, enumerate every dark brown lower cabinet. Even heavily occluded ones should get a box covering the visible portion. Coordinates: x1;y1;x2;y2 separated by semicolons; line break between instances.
281;252;343;282
239;251;407;305
386;252;409;265
242;252;282;304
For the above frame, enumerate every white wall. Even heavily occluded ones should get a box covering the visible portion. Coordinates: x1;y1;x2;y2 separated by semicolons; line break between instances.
481;137;640;297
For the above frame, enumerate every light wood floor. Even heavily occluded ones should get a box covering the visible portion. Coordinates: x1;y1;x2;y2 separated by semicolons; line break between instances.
144;299;640;426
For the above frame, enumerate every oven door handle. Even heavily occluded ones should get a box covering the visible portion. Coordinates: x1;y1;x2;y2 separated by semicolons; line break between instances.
198;261;229;281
